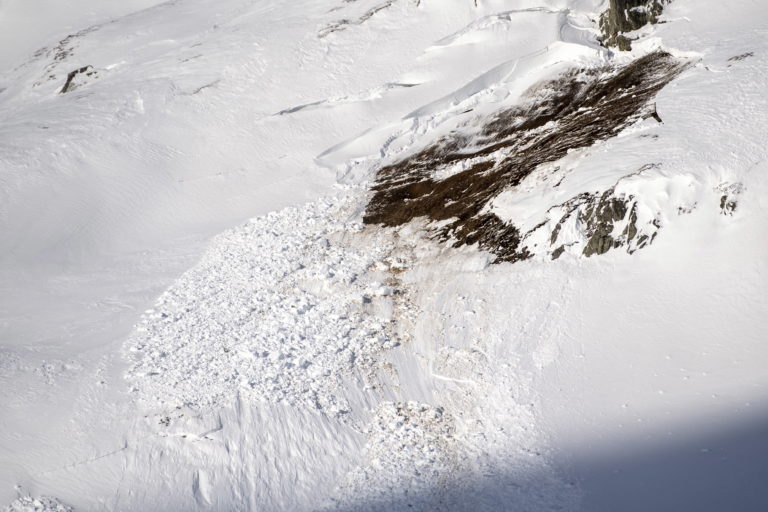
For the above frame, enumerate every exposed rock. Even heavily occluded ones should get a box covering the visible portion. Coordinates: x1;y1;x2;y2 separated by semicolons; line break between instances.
582;190;630;256
717;182;744;215
728;52;754;62
543;187;660;259
364;52;690;263
60;65;96;94
600;0;669;51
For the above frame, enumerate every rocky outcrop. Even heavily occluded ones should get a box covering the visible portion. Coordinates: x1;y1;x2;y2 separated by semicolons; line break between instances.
364;52;690;263
600;0;669;51
60;65;96;94
717;182;744;215
545;187;660;259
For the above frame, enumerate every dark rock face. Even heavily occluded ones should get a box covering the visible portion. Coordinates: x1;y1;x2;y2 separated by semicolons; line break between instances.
718;182;744;216
600;0;669;50
548;187;658;259
364;52;689;263
60;65;96;93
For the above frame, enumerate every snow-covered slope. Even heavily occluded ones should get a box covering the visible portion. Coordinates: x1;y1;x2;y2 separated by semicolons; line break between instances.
1;0;766;510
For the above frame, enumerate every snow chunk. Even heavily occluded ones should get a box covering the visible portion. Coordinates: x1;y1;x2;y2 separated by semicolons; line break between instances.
4;496;72;512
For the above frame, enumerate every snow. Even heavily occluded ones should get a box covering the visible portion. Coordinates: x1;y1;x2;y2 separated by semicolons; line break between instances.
125;193;400;415
2;0;767;510
0;0;168;70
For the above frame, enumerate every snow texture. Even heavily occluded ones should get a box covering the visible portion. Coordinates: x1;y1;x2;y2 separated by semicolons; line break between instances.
126;194;401;415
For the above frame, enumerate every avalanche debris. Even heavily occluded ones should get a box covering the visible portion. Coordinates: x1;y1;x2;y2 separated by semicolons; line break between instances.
125;194;405;415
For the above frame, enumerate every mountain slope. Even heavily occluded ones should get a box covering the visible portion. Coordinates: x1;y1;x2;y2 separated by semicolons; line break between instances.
1;0;767;511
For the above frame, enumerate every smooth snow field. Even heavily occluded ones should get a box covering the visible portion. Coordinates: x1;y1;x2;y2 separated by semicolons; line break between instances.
1;0;767;510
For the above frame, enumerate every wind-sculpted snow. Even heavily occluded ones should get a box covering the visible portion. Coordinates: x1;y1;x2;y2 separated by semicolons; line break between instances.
364;51;691;263
126;195;402;414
